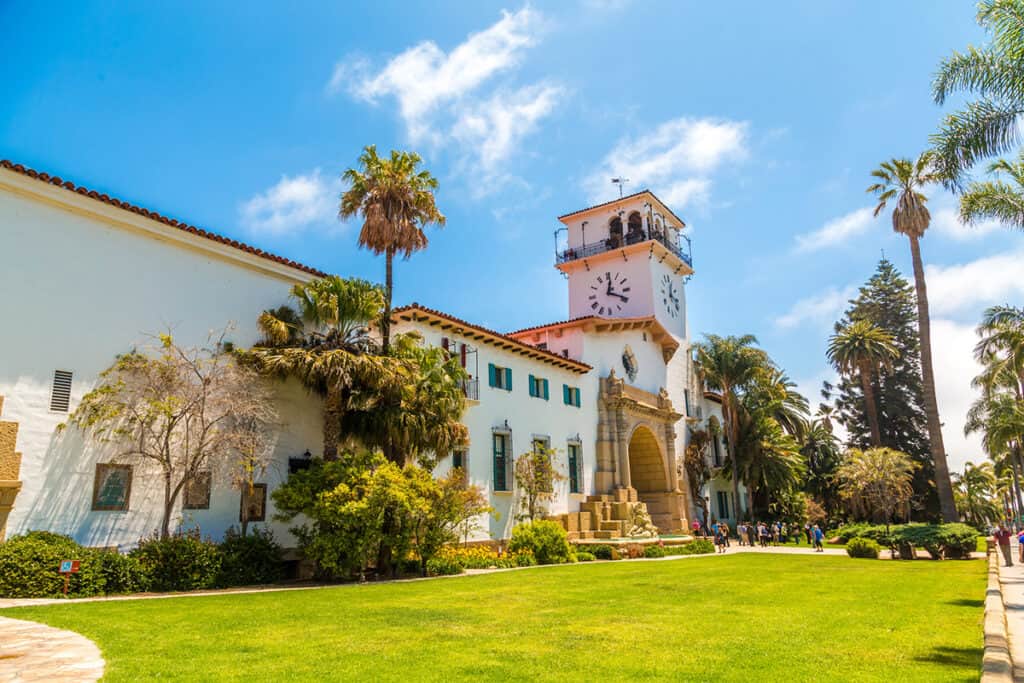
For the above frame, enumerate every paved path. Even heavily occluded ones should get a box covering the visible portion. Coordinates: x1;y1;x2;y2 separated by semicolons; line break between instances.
0;616;104;682
996;547;1024;681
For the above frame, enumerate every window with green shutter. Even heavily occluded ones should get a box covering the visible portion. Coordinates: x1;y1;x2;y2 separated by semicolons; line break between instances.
489;364;512;391
528;375;548;400
567;443;581;494
493;432;509;491
563;384;581;407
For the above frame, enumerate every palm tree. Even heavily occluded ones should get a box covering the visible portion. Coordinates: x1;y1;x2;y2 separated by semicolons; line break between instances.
837;447;915;529
801;418;842;516
728;411;806;518
932;0;1024;182
867;153;959;522
960;152;1024;230
340;146;446;355
694;334;770;523
249;276;392;461
953;461;1001;529
826;319;899;448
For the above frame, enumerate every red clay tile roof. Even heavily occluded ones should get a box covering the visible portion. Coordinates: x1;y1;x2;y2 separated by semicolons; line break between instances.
557;189;687;228
0;159;329;278
392;303;592;373
506;316;602;337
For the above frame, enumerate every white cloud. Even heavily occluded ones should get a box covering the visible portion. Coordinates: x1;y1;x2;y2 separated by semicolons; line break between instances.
925;249;1024;317
929;205;1003;241
930;318;985;472
239;169;340;237
794;206;878;252
452;83;564;176
329;8;557;186
584;117;749;208
774;286;855;330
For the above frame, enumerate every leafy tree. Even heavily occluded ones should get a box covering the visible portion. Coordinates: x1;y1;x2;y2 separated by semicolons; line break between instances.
683;425;713;528
827;319;899;447
271;453;486;579
960;152;1024;229
69;330;277;539
867;153;959;522
340;145;446;354
514;444;566;522
932;0;1024;183
837;447;916;530
693;334;770;522
827;258;937;519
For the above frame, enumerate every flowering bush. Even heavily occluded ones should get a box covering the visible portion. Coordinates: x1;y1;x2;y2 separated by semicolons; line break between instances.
433;545;534;570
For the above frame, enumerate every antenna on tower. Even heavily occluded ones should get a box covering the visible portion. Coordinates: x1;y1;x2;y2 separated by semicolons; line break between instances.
611;177;629;198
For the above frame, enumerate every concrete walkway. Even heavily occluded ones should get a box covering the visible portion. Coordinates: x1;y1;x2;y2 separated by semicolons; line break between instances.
997;550;1024;681
0;616;104;682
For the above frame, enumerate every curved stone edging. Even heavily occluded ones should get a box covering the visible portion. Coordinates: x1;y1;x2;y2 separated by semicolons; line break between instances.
0;615;104;682
983;552;1014;682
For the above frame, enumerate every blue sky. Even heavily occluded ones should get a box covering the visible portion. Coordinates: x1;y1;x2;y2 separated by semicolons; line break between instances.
4;1;1023;470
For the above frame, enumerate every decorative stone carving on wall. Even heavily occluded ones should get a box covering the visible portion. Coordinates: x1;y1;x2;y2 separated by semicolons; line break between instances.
0;396;24;542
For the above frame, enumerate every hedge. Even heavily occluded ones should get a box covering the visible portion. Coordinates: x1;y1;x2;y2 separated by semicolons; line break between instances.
833;523;979;559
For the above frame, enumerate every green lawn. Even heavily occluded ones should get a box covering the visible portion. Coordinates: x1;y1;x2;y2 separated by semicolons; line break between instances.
3;554;984;682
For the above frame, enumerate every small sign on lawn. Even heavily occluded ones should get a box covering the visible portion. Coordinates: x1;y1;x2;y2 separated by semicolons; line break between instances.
58;559;80;597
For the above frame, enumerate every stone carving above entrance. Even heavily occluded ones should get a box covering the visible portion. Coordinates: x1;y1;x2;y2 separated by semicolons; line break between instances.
594;374;689;532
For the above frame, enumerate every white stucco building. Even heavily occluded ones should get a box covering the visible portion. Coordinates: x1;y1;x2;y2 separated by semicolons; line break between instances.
0;159;739;549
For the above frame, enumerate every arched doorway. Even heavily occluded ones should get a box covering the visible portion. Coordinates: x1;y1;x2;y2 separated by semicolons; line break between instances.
627;425;674;530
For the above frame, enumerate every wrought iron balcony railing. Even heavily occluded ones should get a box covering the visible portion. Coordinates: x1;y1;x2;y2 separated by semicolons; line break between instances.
461;378;479;401
557;229;692;268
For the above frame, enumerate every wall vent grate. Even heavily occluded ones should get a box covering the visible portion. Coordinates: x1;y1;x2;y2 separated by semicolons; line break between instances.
50;370;73;412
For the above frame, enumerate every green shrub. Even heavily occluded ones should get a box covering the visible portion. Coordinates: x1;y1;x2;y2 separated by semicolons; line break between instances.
426;556;463;576
643;544;667;558
507;521;573;565
92;550;150;594
663;539;715;556
587;545;615;560
131;531;222;592
512;550;537;567
846;537;881;559
217;527;284;587
576;551;596;562
936;523;979;559
0;531;105;598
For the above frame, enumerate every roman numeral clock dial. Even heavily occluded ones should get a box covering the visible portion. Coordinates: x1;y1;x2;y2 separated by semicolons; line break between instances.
660;274;680;318
588;271;630;316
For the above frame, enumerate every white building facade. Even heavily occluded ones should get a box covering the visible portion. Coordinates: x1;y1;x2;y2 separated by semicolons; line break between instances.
0;160;727;548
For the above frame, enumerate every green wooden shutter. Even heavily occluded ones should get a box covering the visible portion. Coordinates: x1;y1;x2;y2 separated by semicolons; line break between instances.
575;388;581;407
542;378;549;400
528;374;536;397
488;363;497;388
563;384;570;405
504;367;512;391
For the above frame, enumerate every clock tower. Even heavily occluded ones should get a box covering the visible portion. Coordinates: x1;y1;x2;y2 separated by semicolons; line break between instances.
555;191;693;335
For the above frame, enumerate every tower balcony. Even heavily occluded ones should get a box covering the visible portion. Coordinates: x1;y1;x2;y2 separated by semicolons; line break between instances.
557;229;693;270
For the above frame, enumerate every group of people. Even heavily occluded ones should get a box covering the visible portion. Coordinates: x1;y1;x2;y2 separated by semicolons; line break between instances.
694;519;827;553
992;523;1024;567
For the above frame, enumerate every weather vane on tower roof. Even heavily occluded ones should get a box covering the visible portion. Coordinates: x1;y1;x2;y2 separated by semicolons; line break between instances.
611;177;629;198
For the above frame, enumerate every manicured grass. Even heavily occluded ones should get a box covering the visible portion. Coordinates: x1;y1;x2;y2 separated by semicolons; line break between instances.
3;554;984;682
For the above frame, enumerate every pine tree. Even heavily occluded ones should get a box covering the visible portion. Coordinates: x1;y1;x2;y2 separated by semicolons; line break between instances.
828;258;938;520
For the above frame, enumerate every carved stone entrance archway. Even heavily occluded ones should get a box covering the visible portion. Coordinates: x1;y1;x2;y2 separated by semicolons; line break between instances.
595;371;689;532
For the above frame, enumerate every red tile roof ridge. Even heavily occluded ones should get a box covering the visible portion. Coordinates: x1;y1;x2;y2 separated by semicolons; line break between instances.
392;303;592;372
0;159;330;278
557;189;687;228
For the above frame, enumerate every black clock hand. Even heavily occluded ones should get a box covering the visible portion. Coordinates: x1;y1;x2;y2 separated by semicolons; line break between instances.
610;292;628;301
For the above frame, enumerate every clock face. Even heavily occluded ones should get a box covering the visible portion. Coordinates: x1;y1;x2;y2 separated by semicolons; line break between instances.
660;274;680;318
587;270;630;316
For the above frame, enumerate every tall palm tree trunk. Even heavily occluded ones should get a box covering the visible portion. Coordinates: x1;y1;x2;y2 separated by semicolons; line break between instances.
858;362;882;447
1014;446;1024;525
908;234;959;522
382;249;394;355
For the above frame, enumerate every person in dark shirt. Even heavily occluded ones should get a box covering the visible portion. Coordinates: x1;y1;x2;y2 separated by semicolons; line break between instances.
995;524;1014;567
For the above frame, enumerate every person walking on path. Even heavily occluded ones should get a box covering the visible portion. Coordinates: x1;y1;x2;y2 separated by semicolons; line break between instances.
812;524;825;552
996;524;1014;567
804;522;812;545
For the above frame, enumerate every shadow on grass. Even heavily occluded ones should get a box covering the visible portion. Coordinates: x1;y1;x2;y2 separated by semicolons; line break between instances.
912;645;982;671
944;598;984;608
